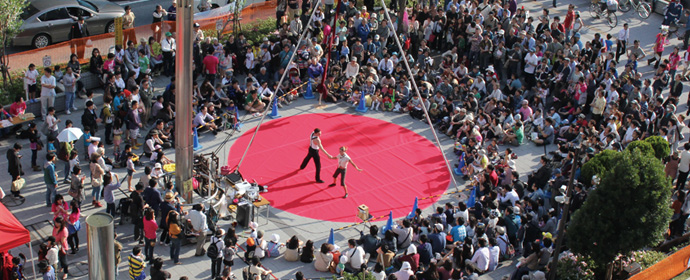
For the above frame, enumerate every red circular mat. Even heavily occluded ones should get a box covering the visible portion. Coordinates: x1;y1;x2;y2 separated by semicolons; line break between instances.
227;113;451;223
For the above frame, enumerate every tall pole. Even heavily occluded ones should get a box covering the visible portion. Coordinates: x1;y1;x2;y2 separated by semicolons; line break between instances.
175;0;195;202
548;146;582;280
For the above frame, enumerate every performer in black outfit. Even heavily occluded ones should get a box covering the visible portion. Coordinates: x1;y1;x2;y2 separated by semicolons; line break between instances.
299;128;334;183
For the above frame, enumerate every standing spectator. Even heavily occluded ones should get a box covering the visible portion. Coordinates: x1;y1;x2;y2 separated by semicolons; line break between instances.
66;200;81;254
103;172;120;218
188;204;208;256
143;208;158;262
44;154;58;207
61;67;78;115
69;16;89;59
40;69;56;121
210;229;226;278
82;101;100;135
161;32;176;76
52;217;69;279
24;64;39;102
131;183;147;245
28;123;41;171
203;48;220;85
128;247;147;280
122;6;136;46
90;155;105;207
127;101;143;149
152;5;168;42
167;211;183;265
143;179;163;218
7;143;24;198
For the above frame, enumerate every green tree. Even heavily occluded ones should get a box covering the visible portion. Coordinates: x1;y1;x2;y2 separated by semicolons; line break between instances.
644;136;671;160
625;140;655;158
567;149;673;277
580;150;619;187
0;0;28;87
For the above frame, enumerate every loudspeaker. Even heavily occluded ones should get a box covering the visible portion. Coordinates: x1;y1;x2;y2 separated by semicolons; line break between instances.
236;203;252;228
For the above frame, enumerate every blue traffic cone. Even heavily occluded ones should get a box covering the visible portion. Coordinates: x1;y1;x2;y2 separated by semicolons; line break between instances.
406;197;418;220
382;211;393;233
193;127;203;151
454;152;466;175
355;92;368;113
467;186;477;208
303;79;315;99
328;228;334;244
269;97;282;119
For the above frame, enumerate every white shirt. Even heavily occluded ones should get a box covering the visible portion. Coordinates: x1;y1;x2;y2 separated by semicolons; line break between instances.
193;111;212;127
499;190;519;206
188;209;208;233
617;28;629;42
346;246;366;268
161;37;176;52
25;69;39;85
524;53;539;74
470;246;490;271
88;143;98;158
680;150;690;173
40;75;56;96
488;245;500;272
337;153;351;168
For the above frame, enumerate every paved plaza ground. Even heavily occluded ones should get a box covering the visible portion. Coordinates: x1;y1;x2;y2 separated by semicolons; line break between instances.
0;0;677;278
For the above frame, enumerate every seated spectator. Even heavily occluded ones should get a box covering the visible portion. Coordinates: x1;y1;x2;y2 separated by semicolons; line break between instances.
300;240;315;263
285;235;302;262
314;243;334;272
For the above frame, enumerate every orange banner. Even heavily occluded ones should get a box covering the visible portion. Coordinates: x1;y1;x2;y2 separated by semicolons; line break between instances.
629;246;690;280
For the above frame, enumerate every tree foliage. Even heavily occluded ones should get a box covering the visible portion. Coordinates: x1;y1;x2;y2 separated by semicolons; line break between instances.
644;136;671;160
0;0;28;87
580;149;619;187
625;140;655;158
567;149;673;269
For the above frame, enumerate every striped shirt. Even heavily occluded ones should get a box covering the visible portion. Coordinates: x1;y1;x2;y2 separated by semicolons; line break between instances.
128;254;146;279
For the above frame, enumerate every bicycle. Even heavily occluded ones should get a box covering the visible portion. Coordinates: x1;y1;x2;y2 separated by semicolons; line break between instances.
617;0;652;19
590;1;618;28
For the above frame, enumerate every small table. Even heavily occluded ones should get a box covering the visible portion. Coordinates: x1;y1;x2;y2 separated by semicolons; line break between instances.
0;113;35;128
252;194;270;224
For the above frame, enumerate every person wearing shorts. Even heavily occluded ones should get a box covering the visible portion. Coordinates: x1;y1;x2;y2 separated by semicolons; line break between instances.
127;101;143;149
328;146;363;198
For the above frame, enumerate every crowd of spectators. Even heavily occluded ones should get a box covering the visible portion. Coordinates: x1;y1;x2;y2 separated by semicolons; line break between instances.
9;0;690;278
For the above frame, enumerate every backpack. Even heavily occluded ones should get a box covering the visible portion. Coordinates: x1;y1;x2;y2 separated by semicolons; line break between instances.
207;239;220;259
499;236;515;260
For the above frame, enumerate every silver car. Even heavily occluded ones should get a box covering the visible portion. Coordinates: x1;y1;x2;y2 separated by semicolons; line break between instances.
14;0;125;48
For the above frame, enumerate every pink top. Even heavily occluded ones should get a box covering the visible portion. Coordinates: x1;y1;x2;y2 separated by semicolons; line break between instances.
52;226;69;253
143;217;158;239
51;201;69;220
9;102;26;116
68;209;81;224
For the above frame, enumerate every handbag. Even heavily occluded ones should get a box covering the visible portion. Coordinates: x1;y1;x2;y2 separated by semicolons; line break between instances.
11;178;25;192
68;220;81;234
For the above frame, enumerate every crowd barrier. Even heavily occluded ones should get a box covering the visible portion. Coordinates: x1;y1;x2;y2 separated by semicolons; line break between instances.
628;245;690;279
5;1;276;73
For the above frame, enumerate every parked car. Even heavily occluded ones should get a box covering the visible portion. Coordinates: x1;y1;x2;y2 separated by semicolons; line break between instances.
14;0;125;49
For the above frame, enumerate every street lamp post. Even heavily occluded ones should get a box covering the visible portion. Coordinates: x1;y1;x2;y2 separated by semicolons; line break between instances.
175;0;194;202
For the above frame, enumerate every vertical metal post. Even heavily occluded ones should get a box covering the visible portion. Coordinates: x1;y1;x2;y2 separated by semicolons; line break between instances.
86;213;115;279
548;146;582;280
175;0;195;202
